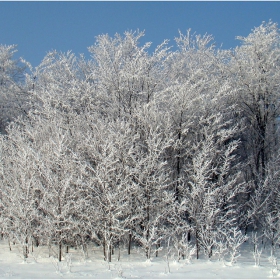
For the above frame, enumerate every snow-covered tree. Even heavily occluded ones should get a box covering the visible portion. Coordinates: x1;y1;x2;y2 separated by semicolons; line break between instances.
88;30;170;120
229;21;280;183
182;113;245;259
0;126;41;260
77;120;131;262
162;28;234;205
0;22;279;264
128;104;174;259
0;44;30;133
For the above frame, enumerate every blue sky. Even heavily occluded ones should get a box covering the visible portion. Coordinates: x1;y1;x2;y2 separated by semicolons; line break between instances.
1;1;280;67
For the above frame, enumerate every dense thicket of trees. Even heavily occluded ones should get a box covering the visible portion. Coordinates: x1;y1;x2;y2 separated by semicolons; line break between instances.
0;21;280;263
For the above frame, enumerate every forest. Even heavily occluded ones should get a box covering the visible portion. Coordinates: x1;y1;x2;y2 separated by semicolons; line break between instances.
0;21;279;267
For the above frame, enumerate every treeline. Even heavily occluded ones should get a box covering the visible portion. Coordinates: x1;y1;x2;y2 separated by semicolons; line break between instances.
0;21;280;263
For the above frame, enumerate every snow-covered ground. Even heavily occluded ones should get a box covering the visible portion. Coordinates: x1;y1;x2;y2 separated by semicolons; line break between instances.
0;238;279;279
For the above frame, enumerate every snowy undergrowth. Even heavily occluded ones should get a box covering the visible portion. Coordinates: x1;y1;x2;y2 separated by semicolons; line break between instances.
0;239;279;279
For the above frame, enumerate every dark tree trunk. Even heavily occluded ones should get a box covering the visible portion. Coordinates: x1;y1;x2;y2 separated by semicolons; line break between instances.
128;232;132;255
103;238;106;260
175;114;183;202
58;241;62;262
24;237;29;259
156;241;160;257
188;231;191;242
196;230;199;260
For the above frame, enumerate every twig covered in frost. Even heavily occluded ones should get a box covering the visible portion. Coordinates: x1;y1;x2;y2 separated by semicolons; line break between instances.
227;228;248;265
251;232;262;267
115;264;124;278
177;232;195;263
165;236;172;274
50;256;63;275
213;230;227;265
65;253;72;273
269;255;279;278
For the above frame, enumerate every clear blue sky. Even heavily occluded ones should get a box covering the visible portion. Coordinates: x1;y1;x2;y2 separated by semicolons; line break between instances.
1;1;280;68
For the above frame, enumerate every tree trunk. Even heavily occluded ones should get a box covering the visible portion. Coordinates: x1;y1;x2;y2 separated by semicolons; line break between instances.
128;232;132;255
8;238;11;251
175;120;182;202
156;241;160;257
108;244;112;262
188;231;191;242
23;245;28;259
103;238;106;260
58;241;62;262
196;230;199;259
118;239;121;261
24;237;29;259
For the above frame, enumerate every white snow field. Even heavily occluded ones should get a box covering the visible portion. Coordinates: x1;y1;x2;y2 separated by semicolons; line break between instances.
0;238;279;279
